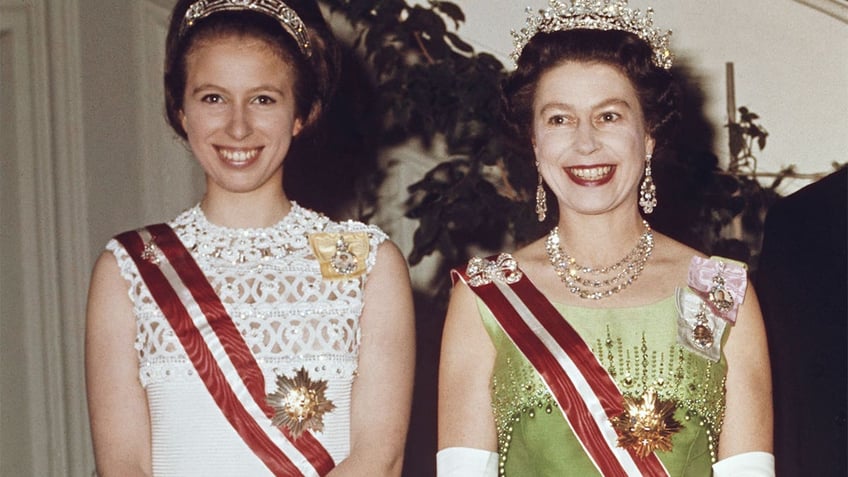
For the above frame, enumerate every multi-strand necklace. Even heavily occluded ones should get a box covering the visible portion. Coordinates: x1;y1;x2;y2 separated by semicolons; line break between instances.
545;220;654;300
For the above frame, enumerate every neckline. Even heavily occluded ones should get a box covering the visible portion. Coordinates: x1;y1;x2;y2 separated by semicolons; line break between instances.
189;201;303;236
550;293;676;312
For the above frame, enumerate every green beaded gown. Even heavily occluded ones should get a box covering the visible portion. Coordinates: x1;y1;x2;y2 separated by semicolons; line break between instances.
479;294;728;477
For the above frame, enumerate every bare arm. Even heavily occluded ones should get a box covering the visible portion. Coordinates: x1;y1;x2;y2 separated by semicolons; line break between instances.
328;241;415;477
85;251;152;477
717;284;773;458
437;281;498;452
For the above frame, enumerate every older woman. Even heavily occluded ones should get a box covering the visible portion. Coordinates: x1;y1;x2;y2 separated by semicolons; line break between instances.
437;1;773;476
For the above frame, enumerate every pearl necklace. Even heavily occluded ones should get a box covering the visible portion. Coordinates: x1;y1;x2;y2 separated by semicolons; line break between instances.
545;221;654;300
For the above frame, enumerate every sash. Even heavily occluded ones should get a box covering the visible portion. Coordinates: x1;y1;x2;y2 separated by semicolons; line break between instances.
116;224;335;477
454;255;670;477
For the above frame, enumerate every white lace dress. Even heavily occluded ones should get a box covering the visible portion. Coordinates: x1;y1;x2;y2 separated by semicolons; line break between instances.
107;203;387;476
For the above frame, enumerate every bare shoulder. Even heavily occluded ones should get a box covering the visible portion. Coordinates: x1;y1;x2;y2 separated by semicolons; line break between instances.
510;236;550;277
86;249;135;334
93;247;118;270
373;237;401;257
88;249;126;295
613;232;702;300
371;239;408;273
653;231;702;259
650;232;703;274
361;239;413;325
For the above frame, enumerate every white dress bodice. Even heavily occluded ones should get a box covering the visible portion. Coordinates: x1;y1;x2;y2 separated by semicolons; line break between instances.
107;203;387;476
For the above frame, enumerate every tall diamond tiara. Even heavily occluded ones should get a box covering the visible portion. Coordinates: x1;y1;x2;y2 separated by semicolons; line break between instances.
510;0;673;69
180;0;312;57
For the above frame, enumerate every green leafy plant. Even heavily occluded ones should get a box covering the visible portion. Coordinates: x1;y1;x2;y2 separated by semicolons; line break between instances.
712;107;782;264
647;104;782;266
728;106;769;175
324;0;539;274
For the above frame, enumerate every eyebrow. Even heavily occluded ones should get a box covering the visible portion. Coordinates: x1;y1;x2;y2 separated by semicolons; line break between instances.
189;84;287;96
538;98;633;115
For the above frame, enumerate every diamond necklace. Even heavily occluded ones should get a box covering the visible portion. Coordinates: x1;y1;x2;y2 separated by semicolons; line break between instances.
545;220;654;300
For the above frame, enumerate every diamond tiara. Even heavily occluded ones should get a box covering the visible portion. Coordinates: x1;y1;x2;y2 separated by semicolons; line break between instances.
510;0;673;69
181;0;312;57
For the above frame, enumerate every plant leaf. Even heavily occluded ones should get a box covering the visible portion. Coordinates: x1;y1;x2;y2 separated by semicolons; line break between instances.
446;32;474;53
435;2;466;27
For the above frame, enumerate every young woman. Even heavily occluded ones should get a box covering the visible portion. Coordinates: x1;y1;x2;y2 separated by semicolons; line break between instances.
437;1;773;475
85;1;414;475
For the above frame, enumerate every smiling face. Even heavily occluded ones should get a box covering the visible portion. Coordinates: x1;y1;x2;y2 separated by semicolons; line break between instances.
532;61;655;219
180;35;303;198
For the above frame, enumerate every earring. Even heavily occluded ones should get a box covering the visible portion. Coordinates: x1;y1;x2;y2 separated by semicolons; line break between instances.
639;154;657;214
535;162;547;222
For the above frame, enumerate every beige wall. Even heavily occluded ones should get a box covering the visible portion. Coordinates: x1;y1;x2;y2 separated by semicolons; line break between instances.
81;0;202;261
2;0;92;475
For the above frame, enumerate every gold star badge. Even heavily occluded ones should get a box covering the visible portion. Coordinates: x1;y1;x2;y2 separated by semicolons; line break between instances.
266;368;335;439
610;389;682;458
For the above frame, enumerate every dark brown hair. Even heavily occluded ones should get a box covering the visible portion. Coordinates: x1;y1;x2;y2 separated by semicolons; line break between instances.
163;0;341;139
502;29;680;149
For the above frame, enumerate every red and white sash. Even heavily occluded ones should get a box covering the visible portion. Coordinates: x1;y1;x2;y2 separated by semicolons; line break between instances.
116;224;335;477
454;257;670;477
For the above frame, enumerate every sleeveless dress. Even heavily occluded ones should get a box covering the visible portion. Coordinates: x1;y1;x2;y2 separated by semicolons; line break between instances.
107;203;387;476
476;263;733;476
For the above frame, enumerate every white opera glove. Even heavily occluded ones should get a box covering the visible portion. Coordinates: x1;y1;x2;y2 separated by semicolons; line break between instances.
712;451;775;477
436;447;498;477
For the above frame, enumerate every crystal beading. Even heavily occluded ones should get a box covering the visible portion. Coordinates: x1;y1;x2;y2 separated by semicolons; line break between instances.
511;0;673;69
109;202;387;388
181;0;312;57
492;317;729;469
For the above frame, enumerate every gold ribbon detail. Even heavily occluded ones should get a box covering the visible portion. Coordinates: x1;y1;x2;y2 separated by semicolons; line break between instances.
309;232;369;279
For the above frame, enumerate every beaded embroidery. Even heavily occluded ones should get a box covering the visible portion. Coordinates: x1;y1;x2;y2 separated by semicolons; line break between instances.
108;202;387;387
595;330;726;462
488;301;727;473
